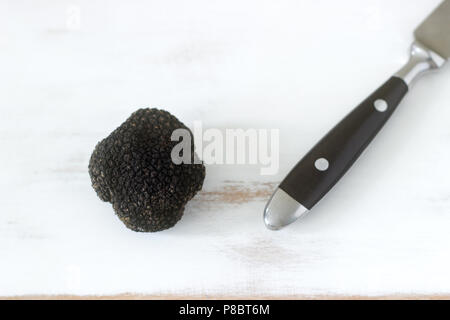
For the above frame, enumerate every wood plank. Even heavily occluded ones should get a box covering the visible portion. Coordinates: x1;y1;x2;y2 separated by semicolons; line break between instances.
1;0;450;298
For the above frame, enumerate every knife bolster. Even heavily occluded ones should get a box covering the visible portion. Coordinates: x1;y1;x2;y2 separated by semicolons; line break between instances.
395;41;445;86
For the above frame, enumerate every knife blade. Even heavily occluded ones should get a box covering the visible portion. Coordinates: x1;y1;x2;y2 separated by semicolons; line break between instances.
264;1;450;230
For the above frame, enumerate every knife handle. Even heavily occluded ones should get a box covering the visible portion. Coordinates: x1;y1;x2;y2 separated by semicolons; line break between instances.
279;76;408;209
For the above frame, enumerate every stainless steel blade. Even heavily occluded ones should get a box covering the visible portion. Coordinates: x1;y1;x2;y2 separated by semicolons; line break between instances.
415;0;450;59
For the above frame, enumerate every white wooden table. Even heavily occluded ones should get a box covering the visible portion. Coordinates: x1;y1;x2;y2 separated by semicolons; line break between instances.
1;0;450;299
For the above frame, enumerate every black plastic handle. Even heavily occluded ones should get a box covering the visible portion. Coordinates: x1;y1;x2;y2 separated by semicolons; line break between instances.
279;76;408;209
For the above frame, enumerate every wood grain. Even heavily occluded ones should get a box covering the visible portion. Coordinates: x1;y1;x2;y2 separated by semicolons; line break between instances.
194;181;276;204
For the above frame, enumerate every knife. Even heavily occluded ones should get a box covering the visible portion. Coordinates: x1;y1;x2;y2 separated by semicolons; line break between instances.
264;1;450;230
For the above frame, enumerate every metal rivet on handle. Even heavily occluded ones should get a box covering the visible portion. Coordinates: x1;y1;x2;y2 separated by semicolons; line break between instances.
374;99;388;112
315;158;329;171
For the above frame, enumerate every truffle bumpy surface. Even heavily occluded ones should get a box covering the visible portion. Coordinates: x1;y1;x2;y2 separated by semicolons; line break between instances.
88;108;205;232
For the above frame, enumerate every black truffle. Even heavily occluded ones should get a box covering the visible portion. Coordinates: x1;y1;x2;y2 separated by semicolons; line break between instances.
88;108;205;232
